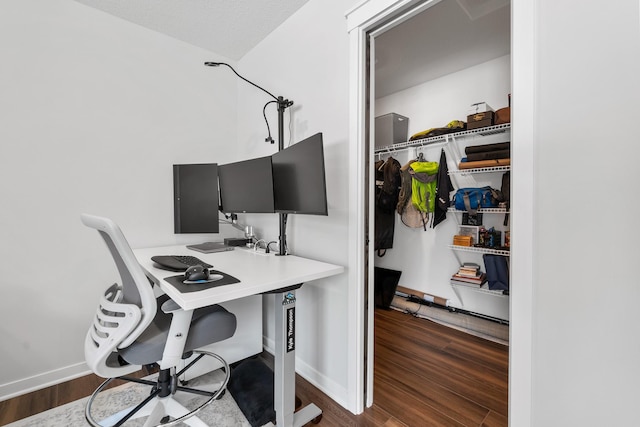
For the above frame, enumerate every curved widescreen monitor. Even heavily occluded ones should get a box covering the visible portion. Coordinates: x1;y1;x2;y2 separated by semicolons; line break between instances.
173;163;219;233
218;155;275;214
272;132;328;215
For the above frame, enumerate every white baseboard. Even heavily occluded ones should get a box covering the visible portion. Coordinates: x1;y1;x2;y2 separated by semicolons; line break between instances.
2;334;350;410
0;362;91;402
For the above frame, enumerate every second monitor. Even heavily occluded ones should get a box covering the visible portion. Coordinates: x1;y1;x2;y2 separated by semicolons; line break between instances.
218;155;275;214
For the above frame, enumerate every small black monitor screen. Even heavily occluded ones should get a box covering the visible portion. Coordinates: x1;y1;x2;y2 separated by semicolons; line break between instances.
272;132;328;215
173;163;219;233
218;155;275;214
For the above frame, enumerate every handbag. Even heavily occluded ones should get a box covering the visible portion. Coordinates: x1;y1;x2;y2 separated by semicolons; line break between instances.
453;186;501;214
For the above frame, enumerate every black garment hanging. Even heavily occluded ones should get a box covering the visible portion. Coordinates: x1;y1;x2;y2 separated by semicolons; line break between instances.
374;157;401;256
432;148;454;228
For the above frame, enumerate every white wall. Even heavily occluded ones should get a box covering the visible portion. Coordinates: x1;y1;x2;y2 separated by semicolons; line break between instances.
376;55;511;135
0;0;241;399
531;0;640;425
233;0;359;408
374;55;511;319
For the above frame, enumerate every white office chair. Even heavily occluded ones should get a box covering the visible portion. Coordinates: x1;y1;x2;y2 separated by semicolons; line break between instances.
81;214;237;427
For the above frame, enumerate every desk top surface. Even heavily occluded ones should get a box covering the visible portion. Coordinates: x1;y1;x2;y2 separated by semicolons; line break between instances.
134;245;345;310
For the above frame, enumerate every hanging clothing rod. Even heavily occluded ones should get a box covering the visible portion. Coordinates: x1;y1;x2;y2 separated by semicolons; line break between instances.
374;139;448;157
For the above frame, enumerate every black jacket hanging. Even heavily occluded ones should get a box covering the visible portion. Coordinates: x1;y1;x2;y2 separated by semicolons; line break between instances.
375;157;401;256
433;148;454;228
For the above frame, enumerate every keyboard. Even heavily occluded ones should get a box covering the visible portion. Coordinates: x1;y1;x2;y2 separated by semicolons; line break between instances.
151;255;213;271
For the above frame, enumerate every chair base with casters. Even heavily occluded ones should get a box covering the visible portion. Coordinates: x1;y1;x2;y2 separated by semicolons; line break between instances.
81;214;238;427
85;350;228;427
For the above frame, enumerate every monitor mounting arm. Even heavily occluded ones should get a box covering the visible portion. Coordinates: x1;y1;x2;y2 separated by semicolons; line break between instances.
206;61;294;256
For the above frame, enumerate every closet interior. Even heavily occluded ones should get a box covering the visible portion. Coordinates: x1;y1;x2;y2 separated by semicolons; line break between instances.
372;0;512;341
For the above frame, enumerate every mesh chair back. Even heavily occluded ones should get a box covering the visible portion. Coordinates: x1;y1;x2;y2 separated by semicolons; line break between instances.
81;214;158;378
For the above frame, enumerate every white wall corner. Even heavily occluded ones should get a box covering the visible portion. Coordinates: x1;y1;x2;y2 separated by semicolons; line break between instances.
346;0;411;32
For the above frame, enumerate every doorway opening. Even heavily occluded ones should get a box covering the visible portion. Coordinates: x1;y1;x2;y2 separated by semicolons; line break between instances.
360;0;513;422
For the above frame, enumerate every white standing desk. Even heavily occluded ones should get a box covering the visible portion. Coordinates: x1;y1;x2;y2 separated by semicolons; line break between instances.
133;245;344;427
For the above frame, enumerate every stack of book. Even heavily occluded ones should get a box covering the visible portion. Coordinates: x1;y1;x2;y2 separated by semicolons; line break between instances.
451;263;486;286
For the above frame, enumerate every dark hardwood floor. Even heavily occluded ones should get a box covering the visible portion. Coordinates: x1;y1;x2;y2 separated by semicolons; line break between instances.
0;308;508;426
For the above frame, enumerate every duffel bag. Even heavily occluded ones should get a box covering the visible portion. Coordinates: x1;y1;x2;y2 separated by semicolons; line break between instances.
453;186;501;214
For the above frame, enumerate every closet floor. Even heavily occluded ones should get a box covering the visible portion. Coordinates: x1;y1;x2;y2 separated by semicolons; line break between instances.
372;307;508;426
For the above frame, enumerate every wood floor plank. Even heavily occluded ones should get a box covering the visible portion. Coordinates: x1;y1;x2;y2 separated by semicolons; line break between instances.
295;375;363;427
353;406;399;427
373;308;508;424
375;314;453;351
0;384;57;425
383;418;410;427
373;373;467;427
375;321;508;390
381;309;508;363
387;308;506;353
55;374;104;406
442;340;509;375
375;341;508;417
481;410;509;427
375;363;490;426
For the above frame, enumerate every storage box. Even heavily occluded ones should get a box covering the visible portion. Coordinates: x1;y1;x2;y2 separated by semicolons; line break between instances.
467;111;495;129
458;225;481;243
495;107;510;124
375;113;409;148
453;235;473;246
467;102;494;115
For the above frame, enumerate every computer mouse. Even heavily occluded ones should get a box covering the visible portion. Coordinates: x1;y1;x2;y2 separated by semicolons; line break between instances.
208;273;224;281
184;265;209;282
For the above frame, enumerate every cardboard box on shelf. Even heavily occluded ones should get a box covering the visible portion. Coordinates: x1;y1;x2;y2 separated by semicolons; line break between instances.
467;102;494;115
467;111;495;130
453;235;473;246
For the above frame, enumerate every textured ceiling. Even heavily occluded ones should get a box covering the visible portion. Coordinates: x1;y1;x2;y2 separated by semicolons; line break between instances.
375;0;510;98
74;0;311;60
74;0;509;99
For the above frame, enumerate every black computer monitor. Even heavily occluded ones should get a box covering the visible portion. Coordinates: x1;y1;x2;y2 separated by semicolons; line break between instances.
173;163;220;233
272;132;328;215
218;155;275;214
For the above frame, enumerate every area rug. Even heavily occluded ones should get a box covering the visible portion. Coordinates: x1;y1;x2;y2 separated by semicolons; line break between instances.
6;369;251;427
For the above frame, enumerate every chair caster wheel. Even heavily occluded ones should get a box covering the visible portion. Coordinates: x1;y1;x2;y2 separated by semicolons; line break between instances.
216;389;226;400
311;414;322;424
160;415;170;423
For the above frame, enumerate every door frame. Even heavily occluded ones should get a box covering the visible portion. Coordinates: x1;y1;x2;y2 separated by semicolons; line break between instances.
345;1;536;425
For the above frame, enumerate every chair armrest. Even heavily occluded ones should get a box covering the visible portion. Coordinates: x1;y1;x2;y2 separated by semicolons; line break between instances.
160;298;182;313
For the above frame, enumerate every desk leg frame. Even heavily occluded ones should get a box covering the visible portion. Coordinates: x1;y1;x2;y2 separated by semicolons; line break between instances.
265;289;322;427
